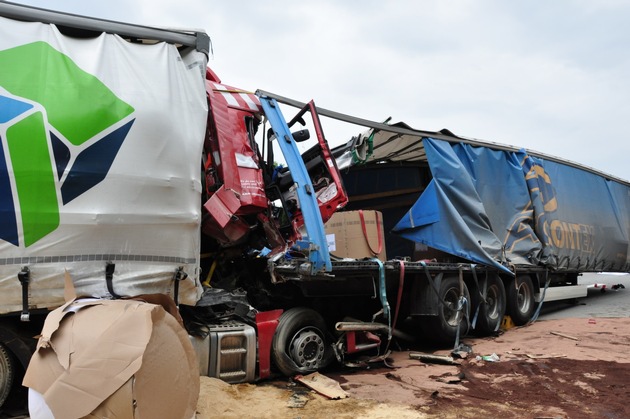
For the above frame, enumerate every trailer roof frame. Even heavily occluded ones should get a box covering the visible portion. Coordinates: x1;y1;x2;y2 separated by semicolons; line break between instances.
0;1;210;55
258;89;630;187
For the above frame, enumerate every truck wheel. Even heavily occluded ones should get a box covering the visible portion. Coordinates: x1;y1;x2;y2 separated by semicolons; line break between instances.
506;275;535;326
473;274;506;335
272;308;332;377
0;343;15;408
426;275;471;343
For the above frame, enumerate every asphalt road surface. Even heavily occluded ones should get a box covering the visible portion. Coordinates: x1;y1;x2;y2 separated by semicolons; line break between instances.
539;272;630;319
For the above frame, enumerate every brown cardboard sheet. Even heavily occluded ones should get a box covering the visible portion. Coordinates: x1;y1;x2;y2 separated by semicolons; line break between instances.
23;297;199;418
325;210;387;261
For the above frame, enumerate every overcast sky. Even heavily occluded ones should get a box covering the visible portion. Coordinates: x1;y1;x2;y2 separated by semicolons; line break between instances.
11;0;630;181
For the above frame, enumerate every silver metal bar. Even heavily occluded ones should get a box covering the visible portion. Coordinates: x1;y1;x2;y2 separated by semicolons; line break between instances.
0;1;210;54
335;321;390;332
256;89;630;186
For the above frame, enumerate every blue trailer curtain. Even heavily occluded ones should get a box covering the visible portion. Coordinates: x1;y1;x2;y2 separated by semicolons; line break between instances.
392;138;512;274
393;137;630;273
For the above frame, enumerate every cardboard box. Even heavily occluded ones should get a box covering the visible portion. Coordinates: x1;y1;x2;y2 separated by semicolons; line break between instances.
324;210;387;261
23;292;199;419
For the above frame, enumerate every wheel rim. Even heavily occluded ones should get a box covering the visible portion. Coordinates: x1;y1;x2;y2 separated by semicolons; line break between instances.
288;326;325;370
486;284;500;320
516;281;532;313
443;288;463;327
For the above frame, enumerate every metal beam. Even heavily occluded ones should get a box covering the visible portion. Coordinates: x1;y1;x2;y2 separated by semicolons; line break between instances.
257;89;630;186
0;1;210;54
258;95;332;274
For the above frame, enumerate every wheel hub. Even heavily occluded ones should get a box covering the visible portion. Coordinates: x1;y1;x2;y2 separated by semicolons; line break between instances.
443;289;464;326
517;283;532;312
486;285;500;319
289;328;325;370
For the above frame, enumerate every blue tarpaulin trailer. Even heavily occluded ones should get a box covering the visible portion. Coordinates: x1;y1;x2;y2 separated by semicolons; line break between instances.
261;90;630;345
334;129;630;276
392;137;630;275
325;110;630;336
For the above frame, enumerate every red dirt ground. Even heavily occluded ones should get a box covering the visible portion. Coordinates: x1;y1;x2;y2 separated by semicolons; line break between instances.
197;317;630;418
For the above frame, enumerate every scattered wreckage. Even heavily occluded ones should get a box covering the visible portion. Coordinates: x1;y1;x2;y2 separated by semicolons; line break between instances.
0;1;629;415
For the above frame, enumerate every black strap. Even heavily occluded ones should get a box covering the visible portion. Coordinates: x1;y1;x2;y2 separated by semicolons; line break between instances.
17;267;30;322
105;262;121;299
173;267;188;307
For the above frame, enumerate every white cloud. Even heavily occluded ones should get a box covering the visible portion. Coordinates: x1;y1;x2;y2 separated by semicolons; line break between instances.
9;0;630;181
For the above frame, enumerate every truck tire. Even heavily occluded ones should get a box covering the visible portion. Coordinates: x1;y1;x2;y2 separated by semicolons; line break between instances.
425;275;471;343
272;307;332;377
506;275;535;326
0;343;14;408
473;274;506;335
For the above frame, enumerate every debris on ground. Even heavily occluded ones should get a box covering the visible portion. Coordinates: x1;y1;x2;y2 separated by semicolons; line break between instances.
525;353;567;359
295;372;349;399
409;352;458;365
287;392;309;408
474;353;500;362
196;318;630;418
550;331;579;340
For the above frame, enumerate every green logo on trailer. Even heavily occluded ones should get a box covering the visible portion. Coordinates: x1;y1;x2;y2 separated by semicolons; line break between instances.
0;42;135;247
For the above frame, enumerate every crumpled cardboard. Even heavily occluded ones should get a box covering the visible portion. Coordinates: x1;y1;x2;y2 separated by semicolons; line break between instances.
23;287;199;418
